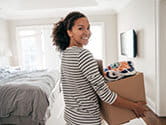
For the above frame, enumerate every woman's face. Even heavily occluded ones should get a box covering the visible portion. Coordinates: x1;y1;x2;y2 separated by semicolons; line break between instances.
67;17;91;47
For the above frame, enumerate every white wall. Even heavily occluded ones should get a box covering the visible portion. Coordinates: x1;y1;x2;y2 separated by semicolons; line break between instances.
89;14;118;65
117;0;166;116
8;14;118;67
117;0;156;112
157;0;166;116
0;19;10;66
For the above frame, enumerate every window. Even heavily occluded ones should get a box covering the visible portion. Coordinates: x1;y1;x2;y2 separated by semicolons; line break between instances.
16;25;61;70
16;22;104;70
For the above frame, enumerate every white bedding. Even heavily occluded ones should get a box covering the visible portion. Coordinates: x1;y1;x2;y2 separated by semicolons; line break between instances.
0;67;60;124
0;67;60;96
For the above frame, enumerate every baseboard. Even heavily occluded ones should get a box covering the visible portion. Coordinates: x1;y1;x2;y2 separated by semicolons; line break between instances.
146;97;156;114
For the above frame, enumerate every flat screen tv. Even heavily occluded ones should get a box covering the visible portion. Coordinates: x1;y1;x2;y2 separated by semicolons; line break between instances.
120;29;137;58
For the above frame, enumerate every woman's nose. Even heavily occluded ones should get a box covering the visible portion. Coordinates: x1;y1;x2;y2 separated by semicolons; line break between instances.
84;29;90;35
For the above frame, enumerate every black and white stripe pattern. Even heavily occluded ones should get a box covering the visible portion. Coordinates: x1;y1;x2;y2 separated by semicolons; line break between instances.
61;46;117;125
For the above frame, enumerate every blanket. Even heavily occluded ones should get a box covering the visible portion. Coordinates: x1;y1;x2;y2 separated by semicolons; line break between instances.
0;68;60;124
103;61;136;82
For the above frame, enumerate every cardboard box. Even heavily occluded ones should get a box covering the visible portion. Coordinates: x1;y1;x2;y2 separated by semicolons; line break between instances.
100;72;146;125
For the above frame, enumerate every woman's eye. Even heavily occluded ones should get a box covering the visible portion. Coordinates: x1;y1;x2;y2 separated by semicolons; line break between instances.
78;27;83;30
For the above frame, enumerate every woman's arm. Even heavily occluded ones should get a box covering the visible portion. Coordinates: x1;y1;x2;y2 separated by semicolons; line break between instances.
78;49;147;117
78;49;117;104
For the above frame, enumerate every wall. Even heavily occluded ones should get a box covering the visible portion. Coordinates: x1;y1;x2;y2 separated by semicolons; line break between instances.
157;0;166;116
8;14;118;67
117;0;158;114
0;19;10;66
89;14;118;65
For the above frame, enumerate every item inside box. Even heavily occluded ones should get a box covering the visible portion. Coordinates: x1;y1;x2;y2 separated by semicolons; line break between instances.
103;61;137;82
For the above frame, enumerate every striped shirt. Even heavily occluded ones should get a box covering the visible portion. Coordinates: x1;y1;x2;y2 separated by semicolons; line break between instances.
61;46;117;125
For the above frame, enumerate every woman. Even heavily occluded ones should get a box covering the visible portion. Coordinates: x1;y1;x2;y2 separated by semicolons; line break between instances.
52;11;146;125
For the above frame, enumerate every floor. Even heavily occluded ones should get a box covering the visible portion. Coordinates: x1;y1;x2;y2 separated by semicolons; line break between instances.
142;107;166;125
46;92;65;125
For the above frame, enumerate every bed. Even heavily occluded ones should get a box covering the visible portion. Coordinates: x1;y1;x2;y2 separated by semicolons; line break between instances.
0;66;60;125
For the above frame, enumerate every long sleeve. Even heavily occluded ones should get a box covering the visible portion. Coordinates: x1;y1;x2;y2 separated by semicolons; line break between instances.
78;49;117;104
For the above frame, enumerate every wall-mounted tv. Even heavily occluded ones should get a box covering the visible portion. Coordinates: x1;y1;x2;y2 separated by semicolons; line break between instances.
120;29;137;58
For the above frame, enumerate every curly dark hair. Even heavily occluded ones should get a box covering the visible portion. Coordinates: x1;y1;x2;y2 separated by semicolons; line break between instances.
52;11;86;51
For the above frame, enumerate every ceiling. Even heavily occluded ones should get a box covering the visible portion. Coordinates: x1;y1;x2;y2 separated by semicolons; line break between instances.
0;0;131;20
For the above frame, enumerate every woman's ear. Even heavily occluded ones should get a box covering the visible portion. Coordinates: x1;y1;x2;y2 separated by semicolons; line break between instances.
67;30;72;37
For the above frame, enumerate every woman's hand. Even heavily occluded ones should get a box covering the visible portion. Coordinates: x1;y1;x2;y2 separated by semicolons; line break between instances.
112;96;147;118
131;101;147;118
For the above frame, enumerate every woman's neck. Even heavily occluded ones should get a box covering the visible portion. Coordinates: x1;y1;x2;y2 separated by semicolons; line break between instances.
69;41;83;48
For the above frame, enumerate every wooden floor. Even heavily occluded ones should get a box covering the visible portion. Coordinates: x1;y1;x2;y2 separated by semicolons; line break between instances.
143;107;166;125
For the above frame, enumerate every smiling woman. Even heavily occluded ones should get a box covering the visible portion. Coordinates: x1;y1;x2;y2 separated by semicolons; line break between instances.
51;11;113;125
51;11;146;125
